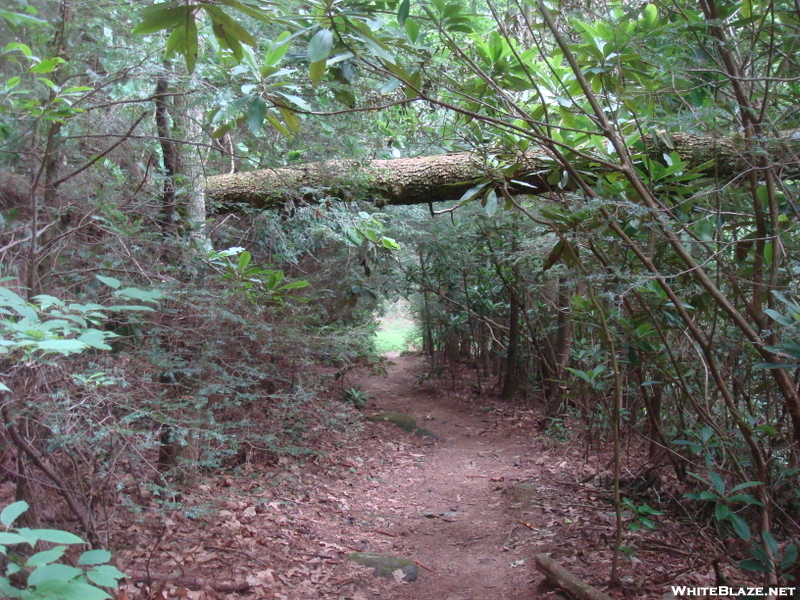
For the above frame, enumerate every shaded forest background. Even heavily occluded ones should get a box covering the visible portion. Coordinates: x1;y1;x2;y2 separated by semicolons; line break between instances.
1;0;800;595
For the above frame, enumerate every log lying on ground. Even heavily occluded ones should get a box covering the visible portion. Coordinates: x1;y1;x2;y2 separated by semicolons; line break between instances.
534;553;615;600
206;132;800;208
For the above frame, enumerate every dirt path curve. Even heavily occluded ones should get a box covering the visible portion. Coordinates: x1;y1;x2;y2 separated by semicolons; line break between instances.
347;354;554;600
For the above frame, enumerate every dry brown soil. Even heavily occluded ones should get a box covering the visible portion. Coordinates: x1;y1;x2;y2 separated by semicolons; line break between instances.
114;354;696;600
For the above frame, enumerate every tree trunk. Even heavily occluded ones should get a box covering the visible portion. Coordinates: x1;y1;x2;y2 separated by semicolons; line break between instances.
206;132;800;208
155;76;179;232
175;81;207;241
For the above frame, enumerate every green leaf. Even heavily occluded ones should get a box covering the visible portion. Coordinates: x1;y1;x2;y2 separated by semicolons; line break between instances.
86;564;126;587
709;471;725;495
246;97;267;134
642;3;658;28
730;481;763;493
29;529;84;544
762;530;779;557
29;57;66;73
308;28;333;63
78;549;112;566
739;558;770;573
1;501;28;527
35;339;86;354
264;31;291;67
309;59;326;86
727;494;764;506
185;13;198;73
459;182;489;202
715;503;730;520
405;16;419;41
133;6;190;35
380;236;401;250
485;189;498;217
114;288;162;303
729;513;750;540
204;5;256;47
28;563;83;585
782;543;798;569
276;280;309;291
112;305;155;312
0;532;28;545
237;250;252;271
26;547;67;567
397;0;410;24
33;580;111;600
211;19;244;61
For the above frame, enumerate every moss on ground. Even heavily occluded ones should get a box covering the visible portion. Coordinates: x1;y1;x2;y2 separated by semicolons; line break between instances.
367;411;438;439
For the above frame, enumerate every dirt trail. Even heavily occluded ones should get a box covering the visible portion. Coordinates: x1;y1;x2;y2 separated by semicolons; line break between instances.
347;354;558;600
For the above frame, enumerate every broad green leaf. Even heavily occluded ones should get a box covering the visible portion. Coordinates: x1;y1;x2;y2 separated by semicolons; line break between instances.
276;280;310;291
204;6;256;47
265;114;292;138
709;471;725;495
28;563;83;585
264;31;291;67
484;189;498;217
86;564;126;587
309;59;326;86
95;275;122;290
0;501;28;527
184;13;199;73
762;530;779;556
715;503;730;521
215;0;273;23
0;531;28;544
782;543;798;569
78;329;113;351
308;28;333;63
29;57;66;73
237;250;252;271
33;580;111;600
132;6;190;35
727;494;764;506
30;528;84;544
246;97;267;134
405;16;420;41
642;4;657;28
35;339;86;354
738;558;769;572
212;20;244;61
459;182;489;202
730;481;762;493
398;0;410;24
380;236;401;250
4;42;32;57
26;547;67;567
729;513;750;540
78;549;112;566
114;288;163;303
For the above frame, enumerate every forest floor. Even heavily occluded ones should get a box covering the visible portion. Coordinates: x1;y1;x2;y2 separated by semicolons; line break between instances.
112;354;723;600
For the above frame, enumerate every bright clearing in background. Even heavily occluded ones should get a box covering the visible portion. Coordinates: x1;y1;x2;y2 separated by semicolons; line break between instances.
375;300;417;355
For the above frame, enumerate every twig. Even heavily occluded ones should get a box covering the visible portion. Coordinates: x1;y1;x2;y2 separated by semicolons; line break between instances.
415;559;436;573
373;529;396;537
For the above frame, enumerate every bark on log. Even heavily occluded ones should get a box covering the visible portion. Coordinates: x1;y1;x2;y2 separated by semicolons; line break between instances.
206;132;800;209
534;553;615;600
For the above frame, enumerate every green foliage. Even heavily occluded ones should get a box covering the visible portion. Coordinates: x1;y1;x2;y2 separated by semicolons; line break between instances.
205;247;309;305
341;385;369;408
0;501;125;600
0;278;160;369
622;498;663;532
